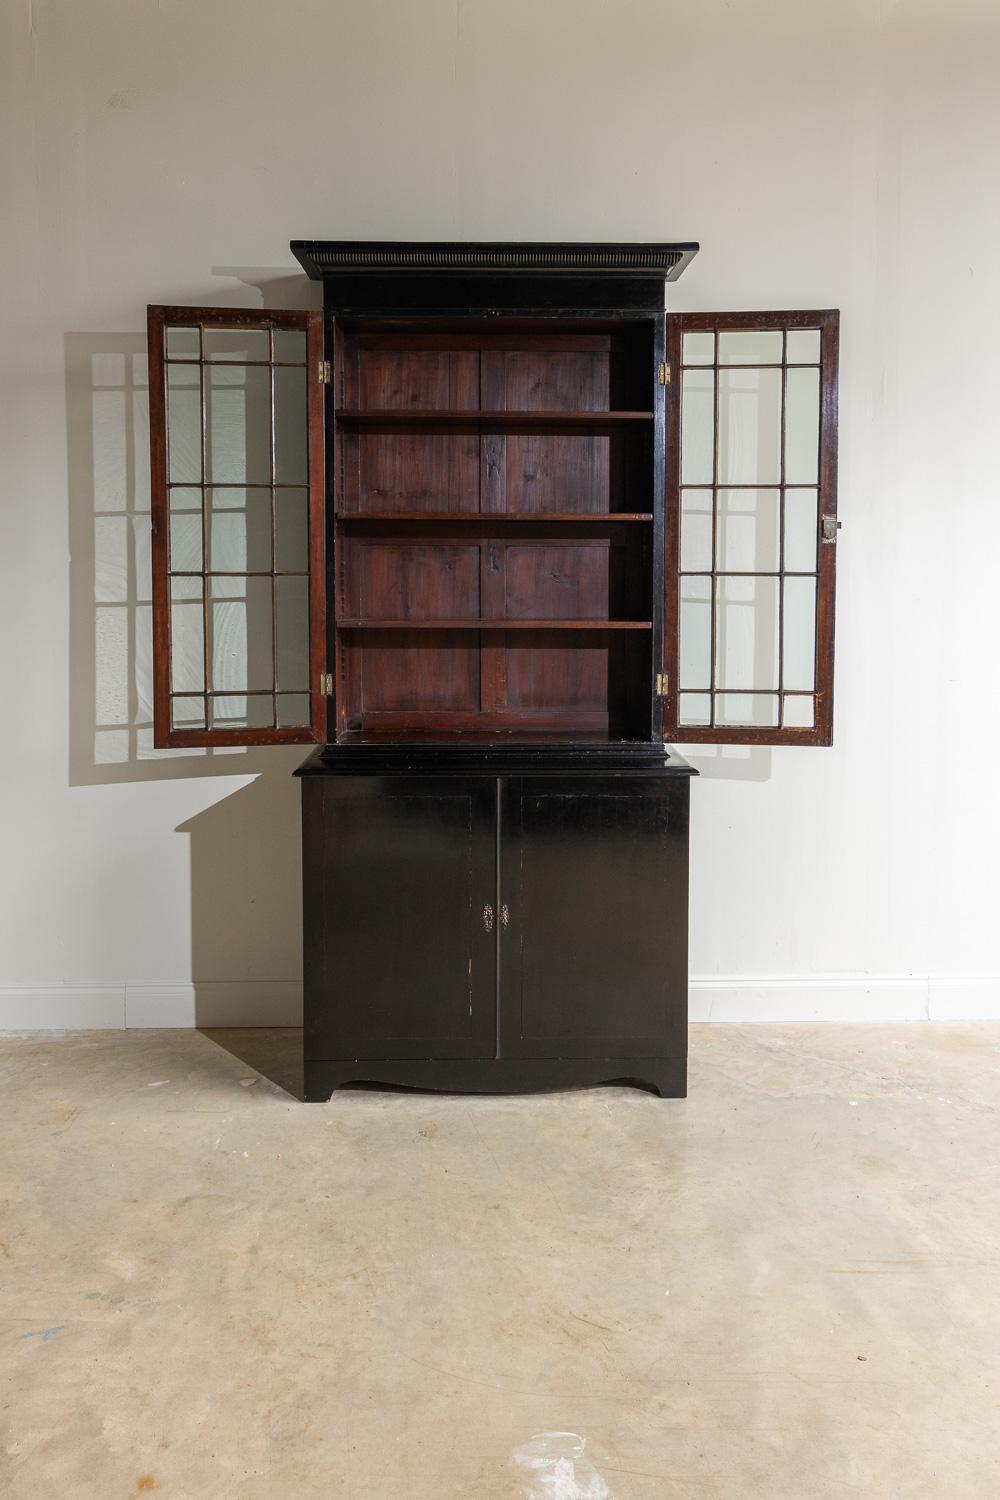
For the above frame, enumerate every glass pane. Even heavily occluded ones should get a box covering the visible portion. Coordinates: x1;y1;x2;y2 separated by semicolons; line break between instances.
166;363;201;484
166;326;200;359
274;329;307;363
682;331;714;366
718;367;782;485
783;576;817;690
786;328;821;364
169;578;204;693
784;488;818;571
680;489;713;572
275;488;309;572
680;369;715;486
715;575;779;691
203;327;270;362
209;694;274;730
275;575;310;691
274;367;308;485
206;365;271;484
716;488;779;572
679;574;712;690
718;330;783;365
209;575;273;692
277;692;311;728
784;366;820;484
168;489;203;572
783;694;815;728
716;693;779;727
678;692;711;726
171;694;206;730
208;488;272;572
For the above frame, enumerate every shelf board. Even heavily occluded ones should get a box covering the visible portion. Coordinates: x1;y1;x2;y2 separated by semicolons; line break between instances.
334;511;653;523
335;408;654;433
337;618;652;631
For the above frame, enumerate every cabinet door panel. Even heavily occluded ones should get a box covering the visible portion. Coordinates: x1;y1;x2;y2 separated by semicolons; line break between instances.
664;309;839;746
498;776;688;1059
148;305;327;747
304;776;496;1059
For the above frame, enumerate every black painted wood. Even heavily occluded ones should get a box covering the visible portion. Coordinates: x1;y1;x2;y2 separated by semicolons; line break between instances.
498;776;689;1061
302;773;497;1062
299;746;692;1099
304;1057;686;1102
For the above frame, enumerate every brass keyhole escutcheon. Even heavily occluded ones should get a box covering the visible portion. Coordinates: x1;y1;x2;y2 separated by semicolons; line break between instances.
483;903;494;933
500;904;510;929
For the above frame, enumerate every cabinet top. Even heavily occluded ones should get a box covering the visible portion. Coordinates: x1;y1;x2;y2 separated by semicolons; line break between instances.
290;240;699;281
295;741;698;778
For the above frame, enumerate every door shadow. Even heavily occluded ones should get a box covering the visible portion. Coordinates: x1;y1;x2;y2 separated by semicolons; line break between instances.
199;1028;304;1099
64;272;319;1094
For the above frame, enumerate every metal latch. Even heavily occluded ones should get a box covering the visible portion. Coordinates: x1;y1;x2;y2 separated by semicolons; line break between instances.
319;672;334;695
821;514;841;543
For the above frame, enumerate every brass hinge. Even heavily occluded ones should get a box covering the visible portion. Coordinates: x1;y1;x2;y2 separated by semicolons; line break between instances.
657;361;670;386
319;672;334;696
317;359;331;385
655;672;669;697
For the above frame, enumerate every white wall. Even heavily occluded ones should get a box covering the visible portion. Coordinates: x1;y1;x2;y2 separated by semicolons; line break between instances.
2;0;999;1027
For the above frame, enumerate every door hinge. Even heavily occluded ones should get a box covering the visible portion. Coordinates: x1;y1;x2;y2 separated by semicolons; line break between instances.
658;361;671;386
319;672;334;696
655;672;669;697
318;359;331;384
821;514;842;543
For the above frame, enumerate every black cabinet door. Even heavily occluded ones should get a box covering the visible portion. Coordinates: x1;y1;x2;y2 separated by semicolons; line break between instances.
304;775;497;1060
498;775;689;1060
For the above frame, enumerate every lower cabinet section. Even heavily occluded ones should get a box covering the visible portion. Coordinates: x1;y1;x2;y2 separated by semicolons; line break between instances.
299;747;693;1098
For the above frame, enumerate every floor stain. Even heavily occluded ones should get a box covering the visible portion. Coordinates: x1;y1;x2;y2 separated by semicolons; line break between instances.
18;1325;65;1344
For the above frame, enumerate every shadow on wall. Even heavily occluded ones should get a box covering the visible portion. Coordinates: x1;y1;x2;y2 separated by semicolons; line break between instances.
63;270;320;1043
678;744;771;782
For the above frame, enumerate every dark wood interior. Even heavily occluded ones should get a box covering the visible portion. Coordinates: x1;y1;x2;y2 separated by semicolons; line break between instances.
332;317;656;738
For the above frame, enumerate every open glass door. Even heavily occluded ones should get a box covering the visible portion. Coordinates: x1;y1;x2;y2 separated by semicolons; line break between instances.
147;305;327;747
663;311;839;745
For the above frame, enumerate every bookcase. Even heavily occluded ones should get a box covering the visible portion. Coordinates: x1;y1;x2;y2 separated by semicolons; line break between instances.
332;315;657;740
147;242;840;1098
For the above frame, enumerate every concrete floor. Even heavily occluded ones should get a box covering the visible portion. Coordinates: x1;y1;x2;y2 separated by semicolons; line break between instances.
1;1026;998;1499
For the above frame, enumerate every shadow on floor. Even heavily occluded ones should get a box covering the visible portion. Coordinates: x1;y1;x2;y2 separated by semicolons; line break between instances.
199;1027;304;1100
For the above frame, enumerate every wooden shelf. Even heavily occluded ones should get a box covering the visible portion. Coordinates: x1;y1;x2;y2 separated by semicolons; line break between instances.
335;511;653;523
335;408;654;433
337;618;652;631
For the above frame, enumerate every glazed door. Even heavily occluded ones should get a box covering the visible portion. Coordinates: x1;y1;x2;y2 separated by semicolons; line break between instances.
304;775;497;1060
497;776;689;1060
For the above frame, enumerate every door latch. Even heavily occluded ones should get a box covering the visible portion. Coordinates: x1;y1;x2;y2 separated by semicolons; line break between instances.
821;514;841;543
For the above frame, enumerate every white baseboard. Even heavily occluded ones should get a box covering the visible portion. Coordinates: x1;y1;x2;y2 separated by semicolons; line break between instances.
0;988;126;1030
125;982;303;1028
0;976;997;1031
0;982;302;1031
689;974;1000;1022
